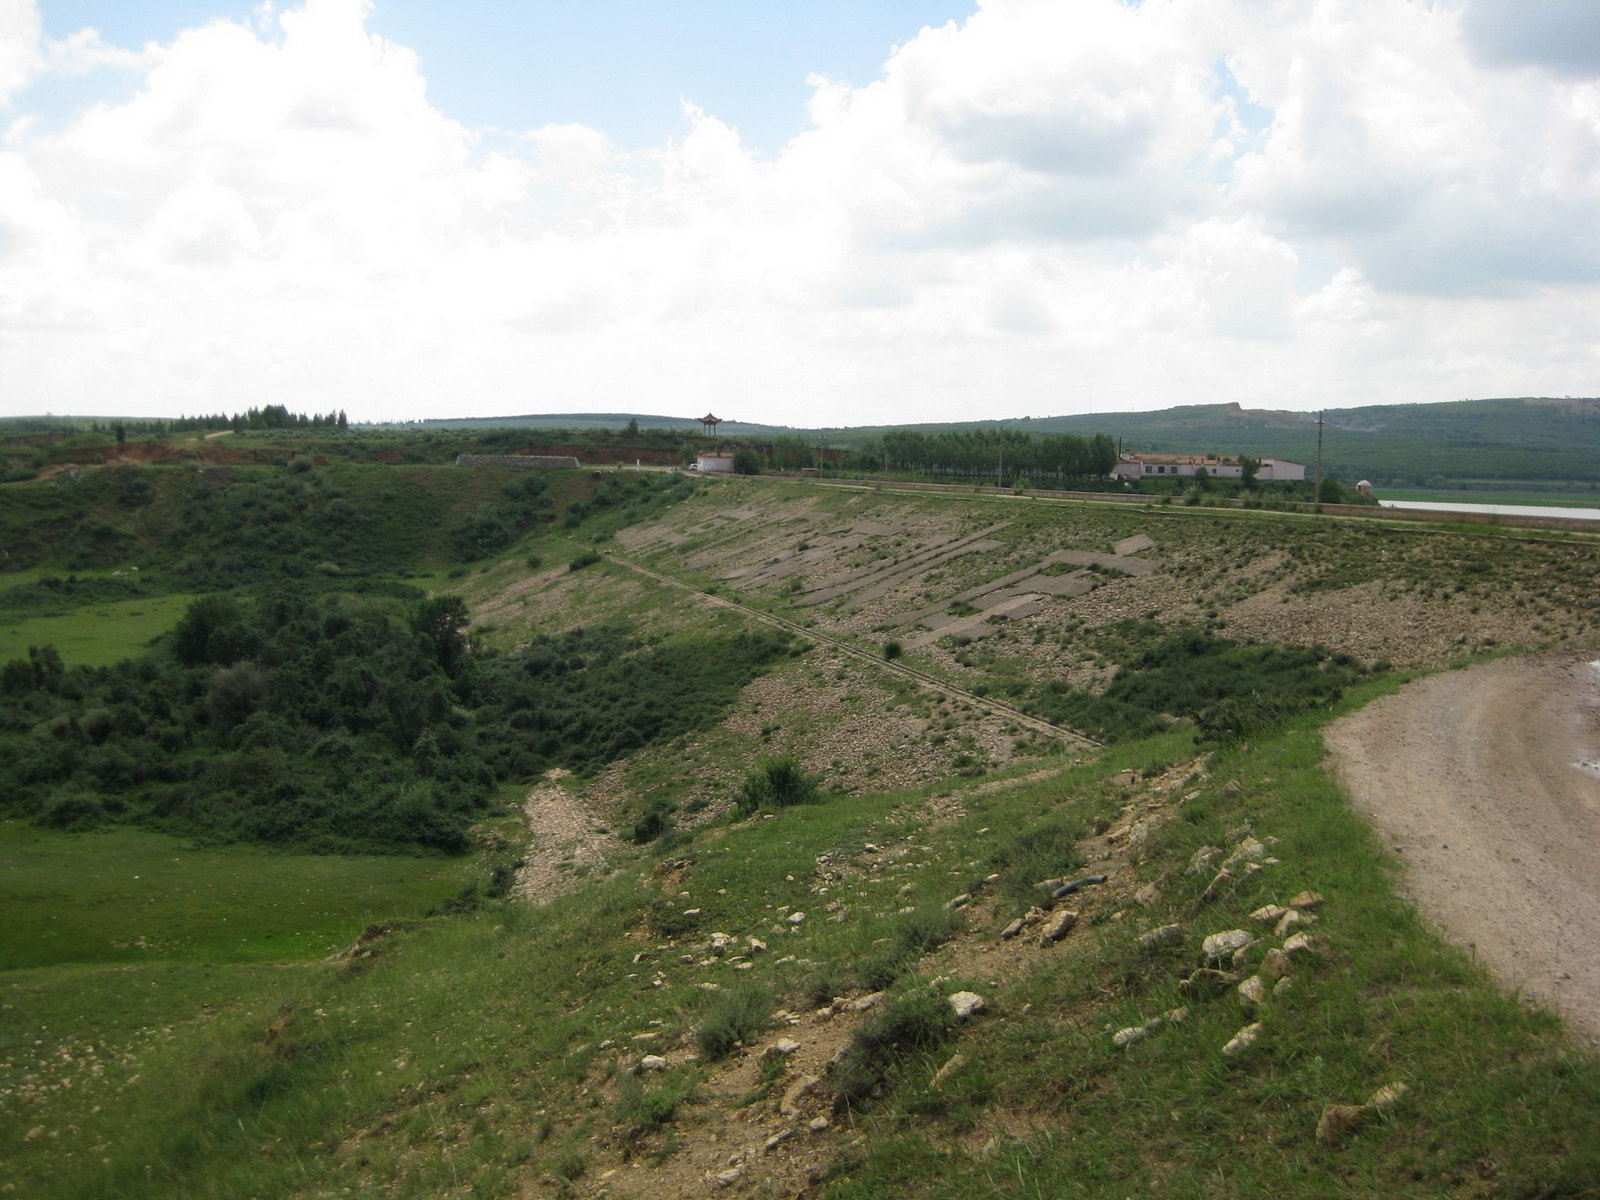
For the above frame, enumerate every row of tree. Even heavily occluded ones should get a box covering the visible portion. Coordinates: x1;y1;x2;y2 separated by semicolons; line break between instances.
844;429;1118;481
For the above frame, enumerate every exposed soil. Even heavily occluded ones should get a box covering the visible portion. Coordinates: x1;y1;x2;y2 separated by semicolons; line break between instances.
1324;654;1600;1043
512;770;622;905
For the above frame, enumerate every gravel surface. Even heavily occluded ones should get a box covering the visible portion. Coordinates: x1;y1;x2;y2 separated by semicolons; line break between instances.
1325;653;1600;1043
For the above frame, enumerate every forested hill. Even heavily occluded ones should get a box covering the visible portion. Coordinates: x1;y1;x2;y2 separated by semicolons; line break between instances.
828;397;1600;488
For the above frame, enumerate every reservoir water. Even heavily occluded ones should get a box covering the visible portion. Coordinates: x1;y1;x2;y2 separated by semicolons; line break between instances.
1380;499;1600;522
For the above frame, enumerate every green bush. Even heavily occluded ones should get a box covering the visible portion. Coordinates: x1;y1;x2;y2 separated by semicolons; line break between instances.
568;551;601;571
734;756;821;817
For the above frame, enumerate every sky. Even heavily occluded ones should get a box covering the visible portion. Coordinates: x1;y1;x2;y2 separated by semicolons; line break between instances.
2;0;1599;427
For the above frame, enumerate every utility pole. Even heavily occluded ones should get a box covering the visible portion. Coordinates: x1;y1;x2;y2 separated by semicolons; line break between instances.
997;427;1004;489
1314;410;1325;506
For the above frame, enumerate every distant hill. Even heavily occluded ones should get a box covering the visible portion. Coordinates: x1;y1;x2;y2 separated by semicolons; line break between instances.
820;398;1600;487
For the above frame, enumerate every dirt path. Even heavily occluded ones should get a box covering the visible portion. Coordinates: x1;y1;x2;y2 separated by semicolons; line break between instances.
1325;653;1600;1042
511;771;618;906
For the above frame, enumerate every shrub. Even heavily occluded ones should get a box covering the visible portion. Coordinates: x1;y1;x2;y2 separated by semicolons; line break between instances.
695;982;774;1060
734;756;821;817
568;551;601;572
832;986;957;1106
882;640;903;661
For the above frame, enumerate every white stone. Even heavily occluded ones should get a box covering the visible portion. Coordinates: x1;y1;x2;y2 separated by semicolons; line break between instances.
1222;1023;1263;1057
638;1055;668;1072
1202;929;1253;961
949;991;986;1020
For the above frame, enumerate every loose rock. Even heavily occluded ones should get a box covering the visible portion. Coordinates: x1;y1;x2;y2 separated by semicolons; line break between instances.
949;991;986;1020
931;1053;966;1089
1138;923;1184;951
787;911;807;925
1179;967;1239;999
1250;904;1289;924
1133;882;1163;906
1187;846;1222;875
1282;932;1322;957
1238;975;1269;1007
1202;929;1254;962
779;1075;819;1115
1291;890;1326;910
1273;909;1313;938
944;893;972;910
1316;1103;1369;1147
808;1116;831;1133
1040;910;1079;944
637;1055;668;1072
998;917;1026;941
1259;948;1292;979
1222;1022;1264;1057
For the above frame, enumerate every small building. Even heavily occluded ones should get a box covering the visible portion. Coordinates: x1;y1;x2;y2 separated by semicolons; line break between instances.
1110;453;1306;482
694;453;736;474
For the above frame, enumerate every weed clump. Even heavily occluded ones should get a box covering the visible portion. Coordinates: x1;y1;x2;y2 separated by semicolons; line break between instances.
854;907;966;992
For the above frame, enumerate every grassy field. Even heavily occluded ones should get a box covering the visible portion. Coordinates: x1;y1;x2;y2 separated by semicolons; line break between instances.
0;591;196;665
0;822;481;970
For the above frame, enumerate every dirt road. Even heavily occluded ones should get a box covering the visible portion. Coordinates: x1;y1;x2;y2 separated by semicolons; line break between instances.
1325;653;1600;1042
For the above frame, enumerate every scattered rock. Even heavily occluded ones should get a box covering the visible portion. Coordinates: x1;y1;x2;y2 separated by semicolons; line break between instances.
1238;975;1269;1007
808;1116;831;1133
1282;932;1322;957
779;1075;819;1115
1020;906;1048;927
748;938;767;955
1274;977;1293;997
1179;967;1239;999
1138;923;1184;951
1186;846;1222;875
944;893;972;910
998;917;1026;940
850;992;884;1012
1259;948;1292;980
931;1053;967;1089
764;1129;793;1151
1315;1081;1409;1147
708;932;734;956
637;1055;668;1073
1222;1022;1263;1057
1202;929;1254;963
1369;1081;1410;1110
23;1127;44;1143
1250;904;1289;924
1273;909;1313;938
712;1164;747;1187
1133;882;1163;906
762;1039;800;1061
1112;1024;1152;1048
1291;891;1326;910
1224;838;1268;869
787;911;807;925
949;991;987;1020
1039;910;1079;944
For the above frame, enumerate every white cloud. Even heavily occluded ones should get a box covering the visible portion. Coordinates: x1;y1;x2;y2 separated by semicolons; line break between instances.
0;0;42;107
2;0;1599;425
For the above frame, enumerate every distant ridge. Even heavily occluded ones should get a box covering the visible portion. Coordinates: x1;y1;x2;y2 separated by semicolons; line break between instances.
394;397;1599;487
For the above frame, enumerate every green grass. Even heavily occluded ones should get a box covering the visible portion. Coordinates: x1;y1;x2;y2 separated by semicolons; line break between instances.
0;821;477;970
0;591;197;666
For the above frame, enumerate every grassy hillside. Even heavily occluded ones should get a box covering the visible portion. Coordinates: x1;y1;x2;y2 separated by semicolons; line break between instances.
4;470;1600;1197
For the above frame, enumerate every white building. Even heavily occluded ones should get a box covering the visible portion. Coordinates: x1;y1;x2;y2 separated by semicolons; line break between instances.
1110;453;1306;482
